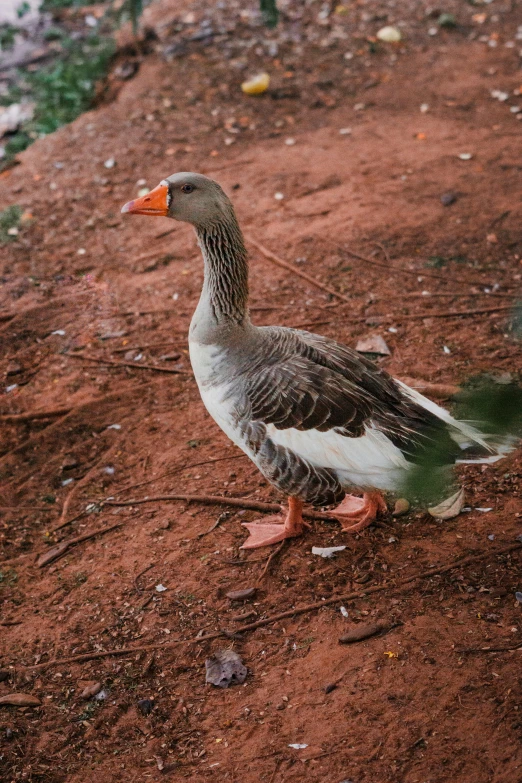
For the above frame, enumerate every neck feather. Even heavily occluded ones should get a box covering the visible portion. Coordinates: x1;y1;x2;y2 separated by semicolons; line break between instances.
196;214;249;325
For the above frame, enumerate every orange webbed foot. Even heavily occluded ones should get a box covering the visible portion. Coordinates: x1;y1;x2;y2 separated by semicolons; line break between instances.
240;498;309;549
328;492;387;533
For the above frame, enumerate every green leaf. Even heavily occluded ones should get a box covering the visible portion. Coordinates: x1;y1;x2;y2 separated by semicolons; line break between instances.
260;0;279;28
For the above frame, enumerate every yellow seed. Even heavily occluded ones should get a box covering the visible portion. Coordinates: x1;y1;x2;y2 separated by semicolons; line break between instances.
241;73;270;95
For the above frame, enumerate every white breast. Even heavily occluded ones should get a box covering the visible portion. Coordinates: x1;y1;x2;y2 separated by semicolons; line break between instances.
189;340;252;455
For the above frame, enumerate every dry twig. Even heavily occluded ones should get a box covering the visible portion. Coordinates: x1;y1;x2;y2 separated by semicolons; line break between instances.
36;522;123;568
455;644;522;654
66;354;190;375
246;235;353;305
52;440;121;533
340;243;502;288
0;407;72;423
23;541;521;670
0;390;139;469
111;453;247;498
256;541;287;584
104;492;340;521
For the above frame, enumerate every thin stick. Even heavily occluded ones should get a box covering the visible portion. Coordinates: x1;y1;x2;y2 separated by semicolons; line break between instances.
134;563;155;591
456;645;522;654
0;291;92;334
285;305;513;331
0;389;140;469
246;235;353;305
0;407;72;423
66;354;190;375
36;522;123;568
0;505;54;511
339;244;499;288
256;541;287;584
111;453;248;498
53;441;121;532
290;319;335;330
104;493;340;521
111;341;186;353
22;541;521;670
397;291;513;300
390;304;513;321
49;509;88;534
305;304;513;326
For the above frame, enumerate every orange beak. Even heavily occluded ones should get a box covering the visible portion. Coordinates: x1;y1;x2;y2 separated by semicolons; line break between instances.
121;183;169;216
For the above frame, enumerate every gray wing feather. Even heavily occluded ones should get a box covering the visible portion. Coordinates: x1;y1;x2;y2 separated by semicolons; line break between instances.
237;327;456;460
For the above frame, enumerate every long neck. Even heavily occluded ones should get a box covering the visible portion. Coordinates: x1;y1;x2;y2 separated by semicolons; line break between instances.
195;213;249;327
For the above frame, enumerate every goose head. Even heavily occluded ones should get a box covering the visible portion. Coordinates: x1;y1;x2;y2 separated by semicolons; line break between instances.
121;172;235;229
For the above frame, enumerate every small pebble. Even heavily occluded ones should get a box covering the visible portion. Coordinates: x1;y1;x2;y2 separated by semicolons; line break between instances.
324;682;337;694
137;698;155;716
440;192;457;206
376;26;402;42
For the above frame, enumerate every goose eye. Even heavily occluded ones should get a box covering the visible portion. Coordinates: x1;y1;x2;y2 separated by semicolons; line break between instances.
181;183;194;194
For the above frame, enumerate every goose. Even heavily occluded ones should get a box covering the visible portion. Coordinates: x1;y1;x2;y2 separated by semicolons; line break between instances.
121;172;511;549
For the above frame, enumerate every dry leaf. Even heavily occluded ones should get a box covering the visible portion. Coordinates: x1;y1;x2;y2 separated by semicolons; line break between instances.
205;650;247;688
225;587;256;601
355;334;391;356
428;488;465;520
37;541;69;568
80;682;102;700
392;498;410;517
0;693;41;707
338;621;388;644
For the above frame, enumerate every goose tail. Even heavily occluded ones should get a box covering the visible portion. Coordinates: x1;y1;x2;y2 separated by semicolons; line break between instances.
397;381;517;465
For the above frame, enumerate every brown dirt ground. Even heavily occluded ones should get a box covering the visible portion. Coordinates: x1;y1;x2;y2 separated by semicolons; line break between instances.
1;1;522;781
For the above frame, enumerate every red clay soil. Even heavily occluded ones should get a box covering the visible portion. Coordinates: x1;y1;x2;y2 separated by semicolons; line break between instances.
1;1;522;782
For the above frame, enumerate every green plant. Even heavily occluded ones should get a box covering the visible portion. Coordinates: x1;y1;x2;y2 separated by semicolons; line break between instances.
260;0;278;28
17;2;31;18
40;0;92;10
128;0;143;34
26;34;115;134
0;568;18;587
400;376;522;504
4;133;32;157
0;205;23;244
0;24;19;50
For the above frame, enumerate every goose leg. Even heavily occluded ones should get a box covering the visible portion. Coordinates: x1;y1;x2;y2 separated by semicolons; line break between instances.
241;497;309;549
328;492;387;533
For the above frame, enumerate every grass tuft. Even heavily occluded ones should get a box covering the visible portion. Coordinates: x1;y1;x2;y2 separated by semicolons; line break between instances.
0;205;23;244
